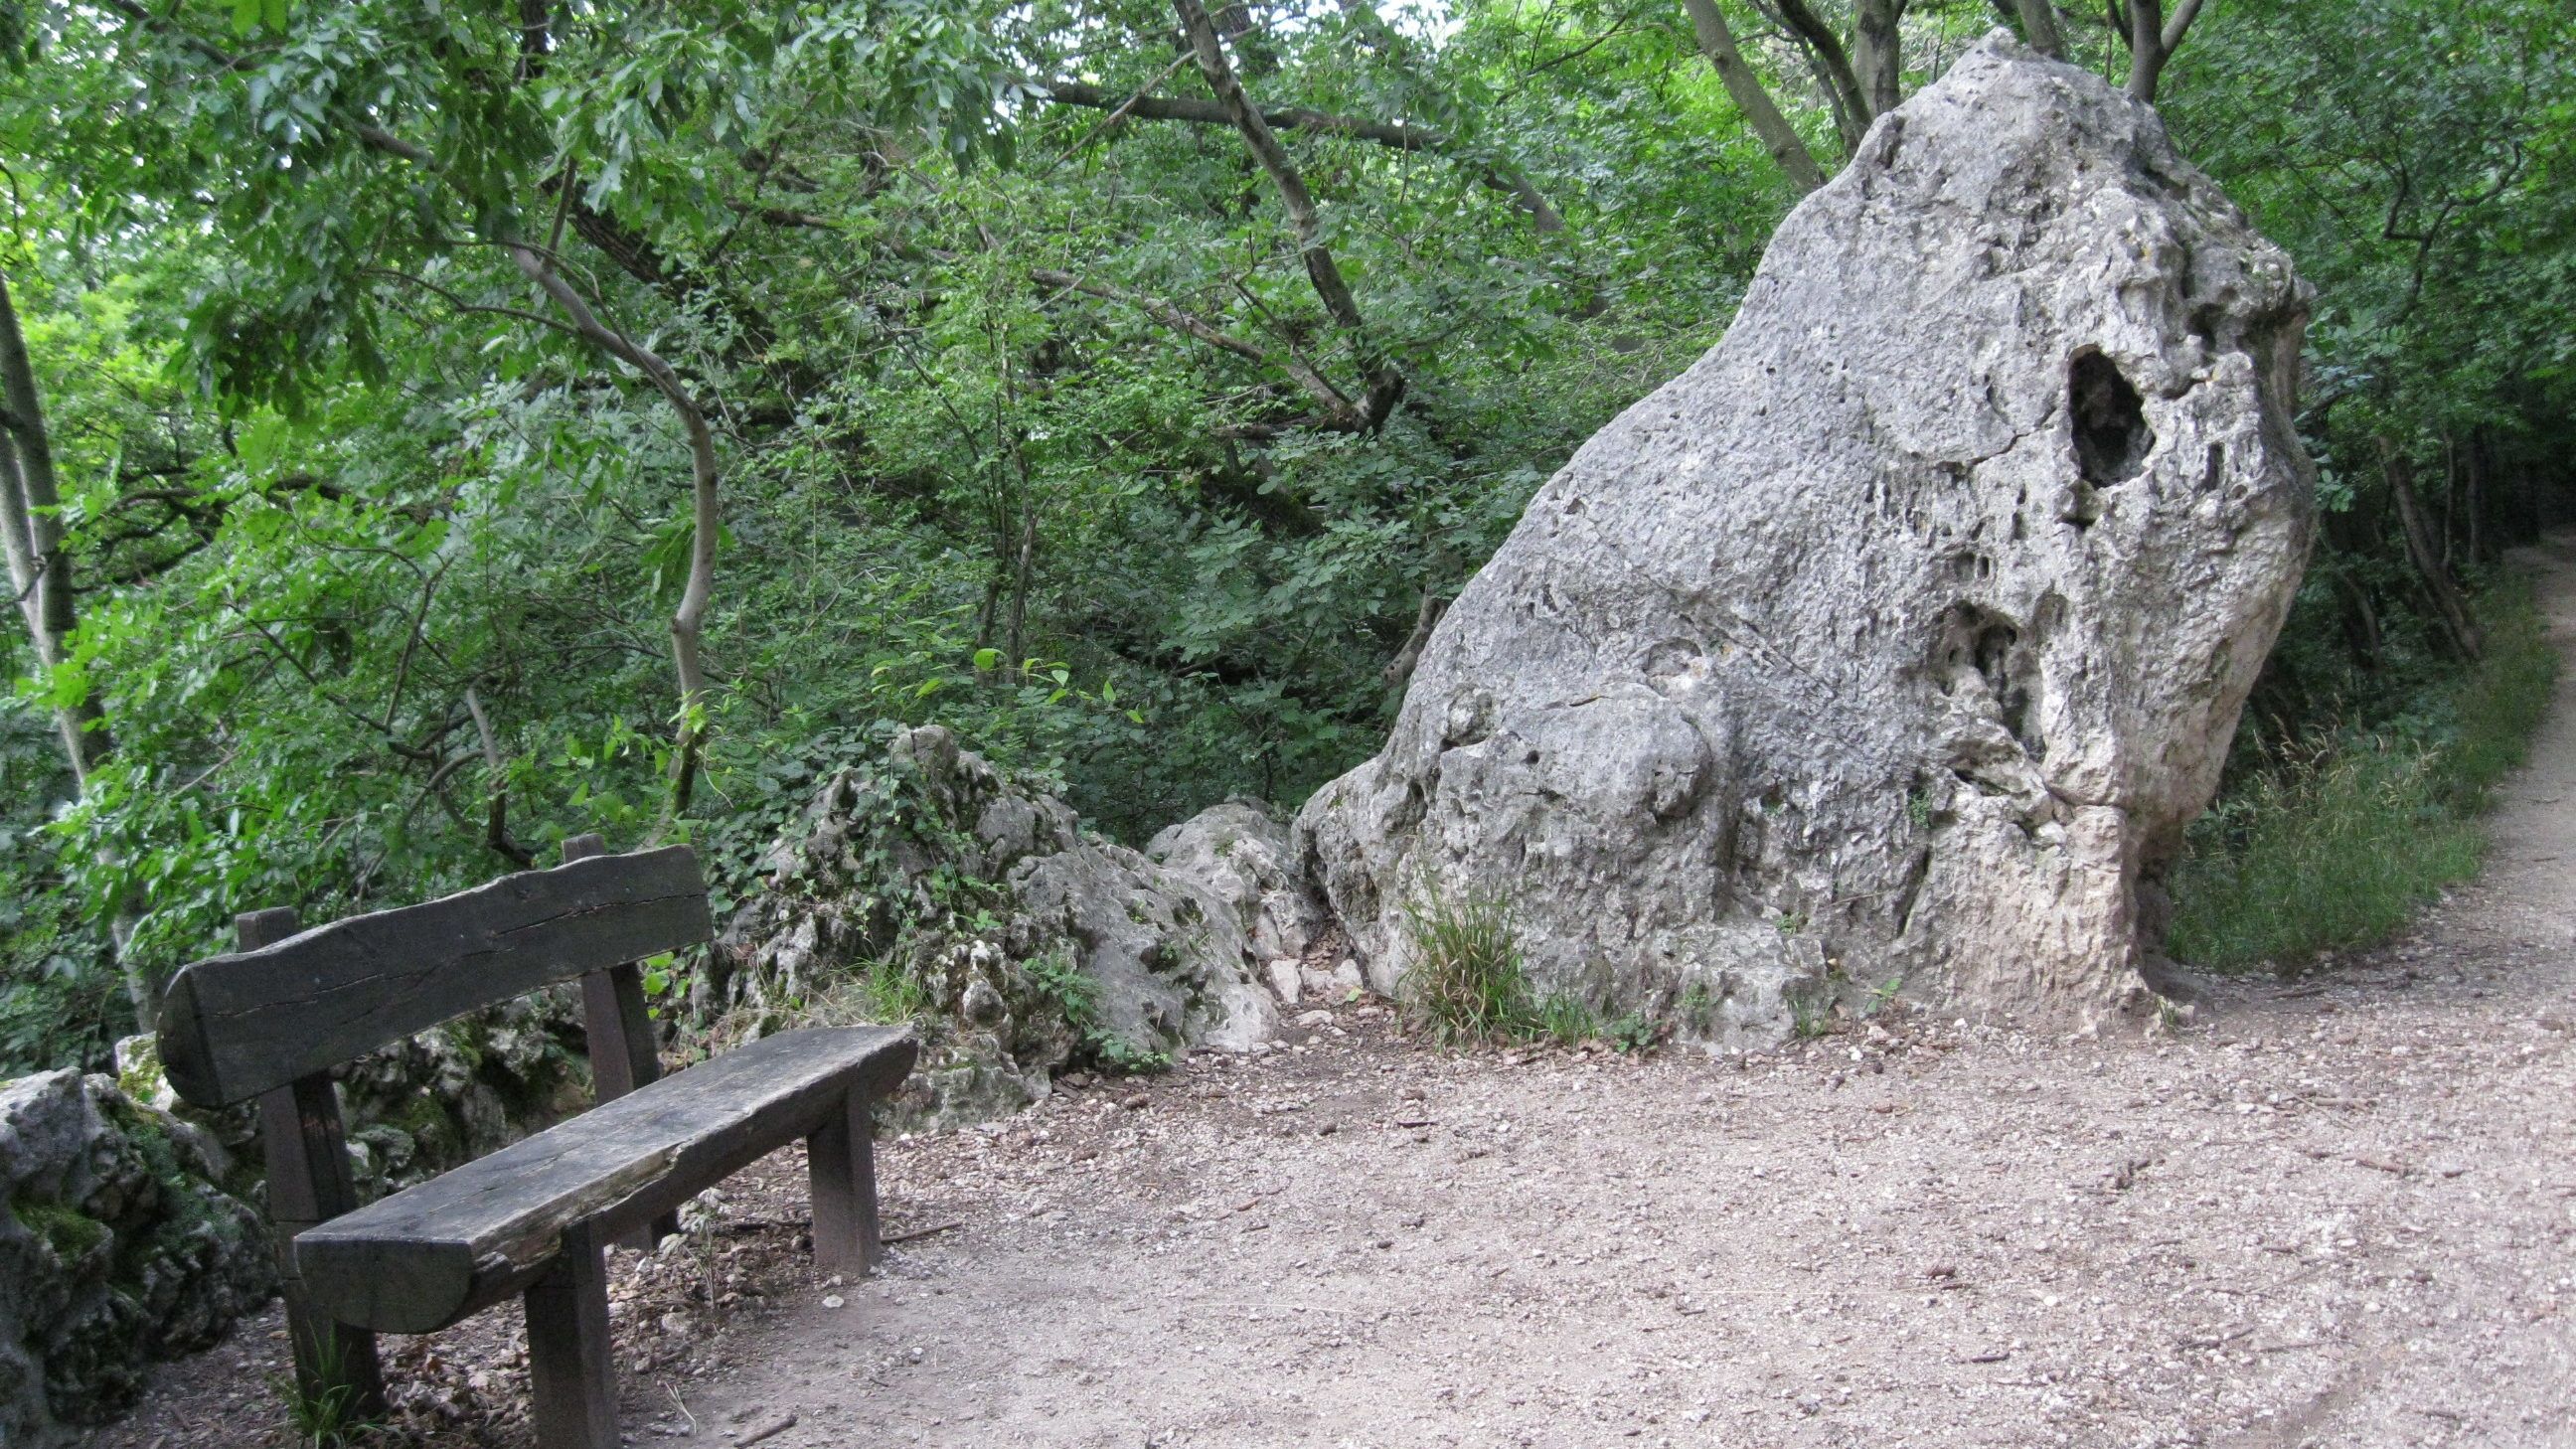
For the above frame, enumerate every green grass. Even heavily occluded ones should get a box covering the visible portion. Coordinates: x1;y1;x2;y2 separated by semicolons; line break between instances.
2167;579;2558;972
1397;879;1622;1048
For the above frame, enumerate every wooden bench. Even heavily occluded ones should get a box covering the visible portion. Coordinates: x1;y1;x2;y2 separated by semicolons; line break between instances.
154;836;916;1448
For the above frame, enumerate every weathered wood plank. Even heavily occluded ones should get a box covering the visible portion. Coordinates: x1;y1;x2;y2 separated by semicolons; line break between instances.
239;909;385;1421
157;847;713;1107
295;1026;914;1333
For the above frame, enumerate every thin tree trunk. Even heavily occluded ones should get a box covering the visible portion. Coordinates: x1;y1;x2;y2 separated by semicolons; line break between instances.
1680;0;1829;193
2012;0;2067;58
2439;431;2457;569
2333;570;2382;672
1851;0;1907;119
505;246;722;818
0;270;148;1029
1766;0;1873;151
2466;429;2488;564
2121;0;2204;102
2383;444;2484;661
1174;0;1406;428
0;272;107;781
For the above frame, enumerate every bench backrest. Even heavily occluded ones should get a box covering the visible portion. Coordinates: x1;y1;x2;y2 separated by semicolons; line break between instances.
157;844;712;1108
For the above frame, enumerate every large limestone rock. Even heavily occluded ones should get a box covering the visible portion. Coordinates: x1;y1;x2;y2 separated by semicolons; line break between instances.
1296;35;2316;1040
716;727;1279;1124
0;1070;270;1447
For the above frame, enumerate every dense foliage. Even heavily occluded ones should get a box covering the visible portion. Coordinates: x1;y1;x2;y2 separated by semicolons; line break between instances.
1;0;2569;1070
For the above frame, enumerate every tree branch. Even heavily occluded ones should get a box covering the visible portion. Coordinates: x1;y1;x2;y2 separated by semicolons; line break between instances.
1763;0;1872;149
1172;0;1405;429
1031;266;1363;427
1032;78;1564;234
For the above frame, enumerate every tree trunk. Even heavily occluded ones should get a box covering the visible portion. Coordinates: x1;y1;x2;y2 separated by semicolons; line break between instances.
1681;0;1829;193
2011;0;2068;58
505;246;722;818
0;271;108;782
2383;444;2484;661
2465;430;2487;565
2122;0;2204;102
1851;0;1907;120
1767;0;1872;151
0;269;150;1029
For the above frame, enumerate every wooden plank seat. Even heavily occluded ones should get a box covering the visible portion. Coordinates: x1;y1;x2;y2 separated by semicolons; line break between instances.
297;1023;914;1334
153;836;917;1449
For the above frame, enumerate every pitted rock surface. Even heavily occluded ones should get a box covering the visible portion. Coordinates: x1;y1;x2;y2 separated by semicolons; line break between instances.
1296;34;2316;1040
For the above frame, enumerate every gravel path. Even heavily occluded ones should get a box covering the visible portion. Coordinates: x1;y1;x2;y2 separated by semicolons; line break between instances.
102;542;2576;1448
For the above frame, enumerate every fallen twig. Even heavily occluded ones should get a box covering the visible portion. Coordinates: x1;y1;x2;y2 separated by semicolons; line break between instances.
885;1219;965;1244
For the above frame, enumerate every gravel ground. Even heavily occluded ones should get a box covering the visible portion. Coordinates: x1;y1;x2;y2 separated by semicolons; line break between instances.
96;543;2576;1449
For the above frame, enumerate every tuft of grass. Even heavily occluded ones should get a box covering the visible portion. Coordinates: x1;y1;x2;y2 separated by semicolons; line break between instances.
1399;879;1652;1050
1787;993;1838;1040
2168;578;2557;972
1400;879;1538;1044
271;1328;380;1447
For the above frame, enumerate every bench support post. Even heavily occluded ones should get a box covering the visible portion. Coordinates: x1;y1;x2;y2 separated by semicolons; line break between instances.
240;908;386;1423
563;833;682;1254
807;1085;882;1276
525;1222;619;1449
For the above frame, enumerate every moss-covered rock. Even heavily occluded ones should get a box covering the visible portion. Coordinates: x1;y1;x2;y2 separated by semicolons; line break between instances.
0;1069;271;1448
713;726;1283;1125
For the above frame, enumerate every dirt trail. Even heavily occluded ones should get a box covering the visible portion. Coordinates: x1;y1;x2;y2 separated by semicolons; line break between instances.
105;545;2576;1448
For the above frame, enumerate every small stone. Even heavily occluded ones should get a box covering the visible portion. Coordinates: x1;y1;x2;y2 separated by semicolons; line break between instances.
1266;959;1303;1006
1296;1009;1335;1030
821;1294;845;1310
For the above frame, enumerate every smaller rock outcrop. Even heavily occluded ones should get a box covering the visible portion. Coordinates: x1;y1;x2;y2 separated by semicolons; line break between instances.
715;727;1281;1124
1;1069;271;1447
1146;800;1330;967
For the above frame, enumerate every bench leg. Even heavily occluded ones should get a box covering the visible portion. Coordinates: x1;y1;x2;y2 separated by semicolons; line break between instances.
807;1086;882;1276
524;1225;618;1449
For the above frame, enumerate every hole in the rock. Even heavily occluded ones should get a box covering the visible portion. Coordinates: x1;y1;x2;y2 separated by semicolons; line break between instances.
2070;351;2155;486
1972;622;2030;746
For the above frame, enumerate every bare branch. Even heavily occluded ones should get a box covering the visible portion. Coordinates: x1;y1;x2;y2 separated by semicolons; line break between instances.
1032;79;1563;234
1171;0;1405;429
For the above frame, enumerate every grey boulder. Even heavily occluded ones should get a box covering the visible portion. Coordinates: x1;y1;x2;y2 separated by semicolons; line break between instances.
1146;800;1330;968
1295;34;2315;1040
